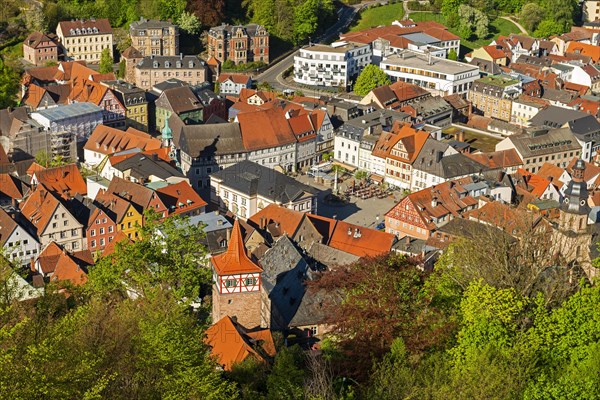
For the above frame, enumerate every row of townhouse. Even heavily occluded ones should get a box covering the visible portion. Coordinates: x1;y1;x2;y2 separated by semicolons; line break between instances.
171;104;335;191
24;18;181;66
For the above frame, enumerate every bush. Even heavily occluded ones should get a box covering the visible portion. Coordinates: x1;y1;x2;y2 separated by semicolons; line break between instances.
408;1;434;11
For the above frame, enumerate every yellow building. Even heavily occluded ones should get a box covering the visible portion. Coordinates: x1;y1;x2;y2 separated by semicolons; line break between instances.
56;18;114;63
468;76;522;122
96;191;143;240
100;80;149;131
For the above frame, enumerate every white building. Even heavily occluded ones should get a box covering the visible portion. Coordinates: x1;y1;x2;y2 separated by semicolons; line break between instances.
0;209;40;268
380;50;480;96
511;97;546;127
294;41;372;88
550;62;593;88
210;160;318;220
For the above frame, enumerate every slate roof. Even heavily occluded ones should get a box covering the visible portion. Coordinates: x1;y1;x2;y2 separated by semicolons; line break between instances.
111;153;184;181
505;128;581;159
136;55;206;69
24;32;58;49
157;86;203;114
211;161;318;204
58;19;112;37
259;235;308;328
171;115;245;157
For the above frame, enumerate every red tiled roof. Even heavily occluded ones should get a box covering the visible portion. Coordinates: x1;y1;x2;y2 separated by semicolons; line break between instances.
566;42;600;62
155;181;208;215
483;45;507;60
35;241;64;274
386;177;478;231
101;231;132;257
248;204;305;236
211;220;263;275
0;174;27;200
33;164;86;198
537;163;566;190
84;125;161;155
372;123;429;163
237;107;297;150
566;157;600;183
515;168;552;198
205;315;275;371
51;252;88;286
328;220;394;258
20;186;61;235
466;149;523;169
218;73;251;84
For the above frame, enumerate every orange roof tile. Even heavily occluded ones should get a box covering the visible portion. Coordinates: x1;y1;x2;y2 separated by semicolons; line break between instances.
386;177;478;231
237;108;297;151
566;157;600;182
51;252;88;286
155;181;208;215
218;73;251;84
35;241;64;274
372;123;429;163
101;231;133;257
327;220;394;258
211;220;263;275
33;164;86;198
465;149;523;169
515;168;551;198
20;186;61;236
85;125;161;155
205;315;275;371
566;42;600;62
483;45;507;60
537;163;567;189
248;204;305;237
0;174;27;200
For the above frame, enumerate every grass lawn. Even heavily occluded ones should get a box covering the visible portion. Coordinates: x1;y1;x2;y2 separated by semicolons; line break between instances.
349;3;405;32
409;12;523;57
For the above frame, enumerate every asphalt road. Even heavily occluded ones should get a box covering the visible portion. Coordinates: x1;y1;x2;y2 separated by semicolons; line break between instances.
256;3;365;93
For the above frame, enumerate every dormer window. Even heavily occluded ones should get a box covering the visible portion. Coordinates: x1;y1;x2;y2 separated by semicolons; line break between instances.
153;61;159;68
93;27;98;33
165;61;171;68
70;29;75;35
176;61;182;68
188;61;194;68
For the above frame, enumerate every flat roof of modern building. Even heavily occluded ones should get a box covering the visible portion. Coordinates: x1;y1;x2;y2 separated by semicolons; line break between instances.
302;42;368;53
32;102;102;121
381;50;479;74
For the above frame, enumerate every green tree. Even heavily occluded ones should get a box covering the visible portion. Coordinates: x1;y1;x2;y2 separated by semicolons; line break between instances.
159;0;187;21
267;345;305;400
293;0;319;44
99;48;114;74
519;3;545;33
88;209;210;300
0;57;19;109
448;48;458;61
534;19;565;38
179;11;201;35
117;59;126;79
353;64;391;96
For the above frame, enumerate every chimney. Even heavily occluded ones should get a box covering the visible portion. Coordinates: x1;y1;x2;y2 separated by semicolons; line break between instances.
180;53;183;60
260;217;265;229
436;151;443;163
457;130;465;142
431;196;438;207
428;51;433;65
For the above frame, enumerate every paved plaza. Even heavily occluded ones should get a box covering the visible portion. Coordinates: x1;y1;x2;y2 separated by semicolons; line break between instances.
295;174;400;228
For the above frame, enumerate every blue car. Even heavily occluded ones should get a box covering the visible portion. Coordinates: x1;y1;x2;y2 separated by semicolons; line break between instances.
376;222;385;230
